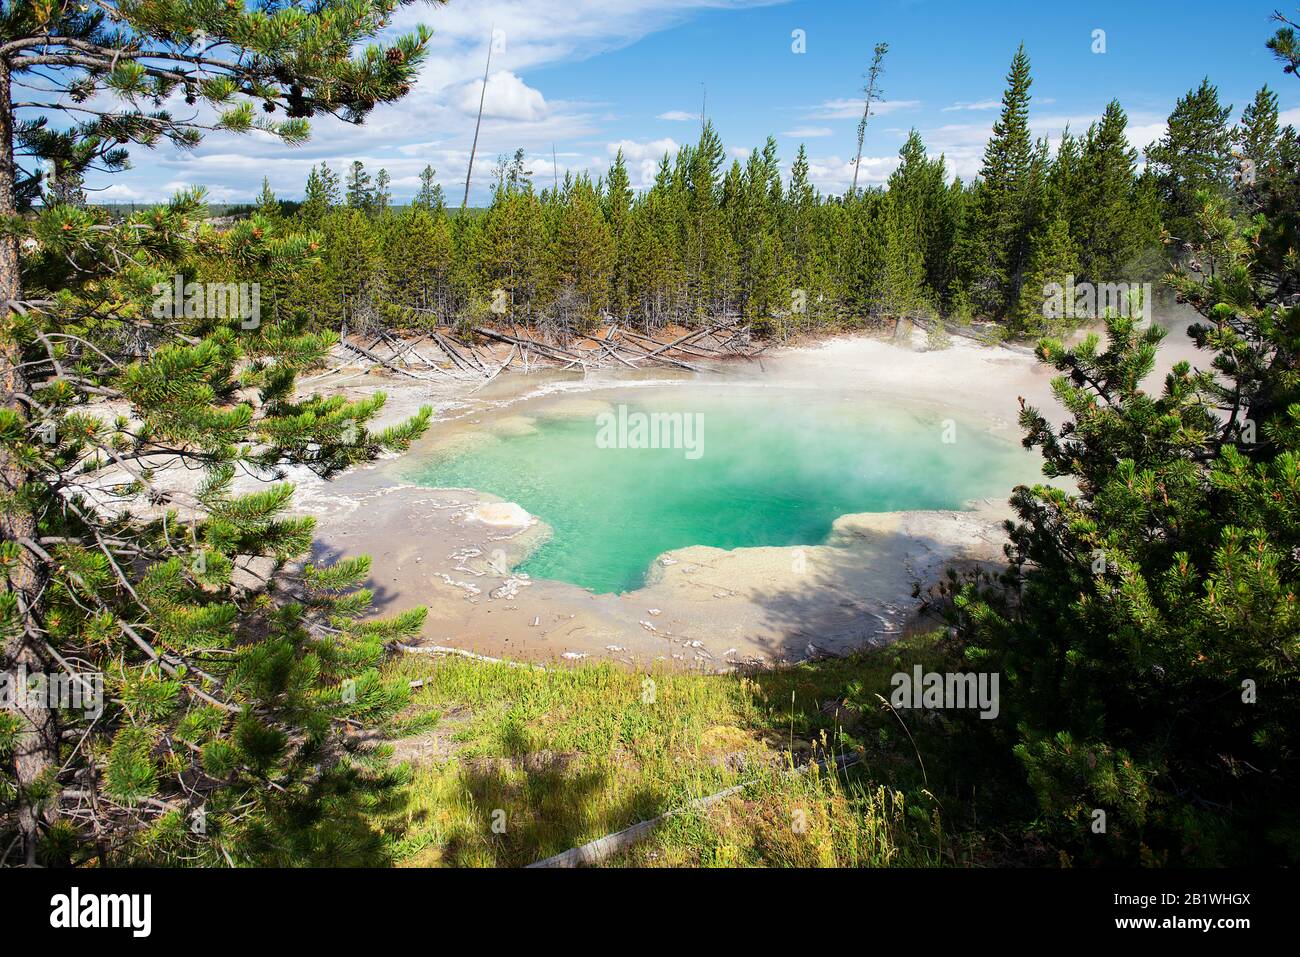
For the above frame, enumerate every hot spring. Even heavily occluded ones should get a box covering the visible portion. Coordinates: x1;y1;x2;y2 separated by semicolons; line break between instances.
404;384;1038;594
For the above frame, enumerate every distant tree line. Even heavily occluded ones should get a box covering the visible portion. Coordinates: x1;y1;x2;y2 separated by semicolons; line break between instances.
261;45;1288;339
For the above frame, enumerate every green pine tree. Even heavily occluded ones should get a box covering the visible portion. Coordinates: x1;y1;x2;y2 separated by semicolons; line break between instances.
603;150;635;320
0;0;436;867
1075;101;1151;283
255;176;282;219
1237;85;1282;181
1013;209;1079;334
346;161;375;212
960;43;1036;321
551;178;614;330
948;22;1300;866
1146;78;1234;246
301;166;330;226
888;130;955;309
413;165;446;214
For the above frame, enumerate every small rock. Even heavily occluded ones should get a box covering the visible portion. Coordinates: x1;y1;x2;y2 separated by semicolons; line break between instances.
466;501;533;527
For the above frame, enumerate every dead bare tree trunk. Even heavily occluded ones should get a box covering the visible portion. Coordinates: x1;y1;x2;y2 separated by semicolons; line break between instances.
851;42;889;197
462;30;494;210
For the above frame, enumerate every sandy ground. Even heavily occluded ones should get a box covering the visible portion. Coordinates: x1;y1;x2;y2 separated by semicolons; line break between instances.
285;317;1205;671
94;316;1203;671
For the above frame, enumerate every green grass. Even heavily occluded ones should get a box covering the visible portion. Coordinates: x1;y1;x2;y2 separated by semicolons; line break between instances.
372;630;1003;867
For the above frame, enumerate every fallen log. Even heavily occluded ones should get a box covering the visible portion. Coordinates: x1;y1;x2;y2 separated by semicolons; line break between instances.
396;642;546;671
430;330;482;375
339;335;426;379
618;326;724;361
528;752;862;868
472;326;583;364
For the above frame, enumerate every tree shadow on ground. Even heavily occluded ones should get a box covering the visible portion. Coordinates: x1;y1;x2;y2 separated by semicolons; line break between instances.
734;527;999;662
309;538;404;614
436;758;664;867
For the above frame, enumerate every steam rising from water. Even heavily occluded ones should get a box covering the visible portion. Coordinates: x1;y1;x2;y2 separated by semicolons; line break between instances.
406;384;1039;594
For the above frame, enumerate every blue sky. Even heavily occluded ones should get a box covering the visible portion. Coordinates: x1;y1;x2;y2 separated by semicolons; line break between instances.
90;0;1298;204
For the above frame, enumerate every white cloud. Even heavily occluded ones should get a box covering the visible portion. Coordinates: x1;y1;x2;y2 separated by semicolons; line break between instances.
780;126;834;138
81;0;787;202
909;109;1170;183
1128;121;1167;154
657;110;699;121
453;70;549;121
608;137;679;187
393;1;790;78
610;137;680;160
96;184;149;201
803;98;921;120
805;154;898;192
942;99;1001;112
910;122;992;181
1277;106;1300;128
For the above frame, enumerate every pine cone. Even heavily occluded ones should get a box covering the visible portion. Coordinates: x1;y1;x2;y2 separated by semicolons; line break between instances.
386;47;405;65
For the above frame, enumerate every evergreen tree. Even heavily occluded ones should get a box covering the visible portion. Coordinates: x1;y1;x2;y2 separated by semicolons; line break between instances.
1146;78;1234;245
840;189;888;317
0;0;434;867
375;168;392;214
1014;209;1078;333
1075;101;1150;283
478;173;549;322
384;206;453;317
319;162;343;208
1237;85;1282;180
949;24;1300;865
731;138;785;326
413;165;445;214
551;178;614;329
684;123;729;318
888;130;954;307
319;207;385;325
302;166;330;226
784;145;816;270
36;130;88;208
255;176;282;219
628;155;686;327
346;161;375;212
881;188;927;317
604;150;635;320
961;44;1036;320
